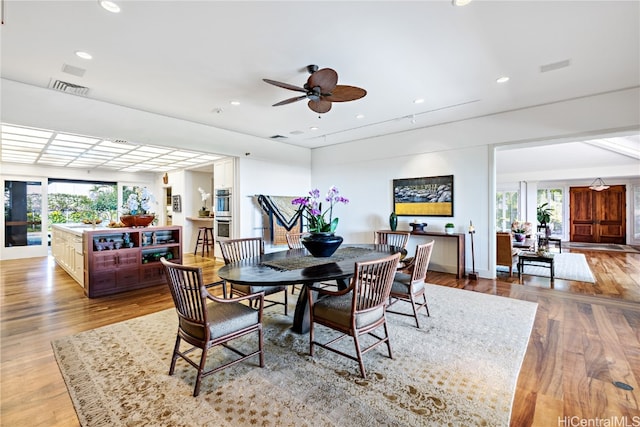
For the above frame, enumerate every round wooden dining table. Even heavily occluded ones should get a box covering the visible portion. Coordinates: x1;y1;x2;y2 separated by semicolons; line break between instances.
217;243;402;333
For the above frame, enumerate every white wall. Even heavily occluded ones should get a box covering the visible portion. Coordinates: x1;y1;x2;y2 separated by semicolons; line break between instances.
311;87;640;278
236;155;311;252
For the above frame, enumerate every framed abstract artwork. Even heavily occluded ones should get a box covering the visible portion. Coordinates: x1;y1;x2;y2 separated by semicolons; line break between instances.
393;175;454;217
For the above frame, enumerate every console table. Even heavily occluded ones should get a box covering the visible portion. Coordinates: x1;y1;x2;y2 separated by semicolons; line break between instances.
409;230;466;279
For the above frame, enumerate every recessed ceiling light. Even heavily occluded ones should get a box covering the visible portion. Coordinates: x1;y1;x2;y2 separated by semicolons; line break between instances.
413;98;425;104
309;126;319;131
99;0;120;13
229;100;240;106
75;51;92;60
452;0;472;6
356;114;365;119
496;76;510;83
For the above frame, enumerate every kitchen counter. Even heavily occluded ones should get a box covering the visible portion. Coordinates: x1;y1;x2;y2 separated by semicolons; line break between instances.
51;224;184;297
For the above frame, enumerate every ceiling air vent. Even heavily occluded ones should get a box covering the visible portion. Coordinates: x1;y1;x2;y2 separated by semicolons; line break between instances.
270;135;288;139
48;79;90;96
540;59;571;73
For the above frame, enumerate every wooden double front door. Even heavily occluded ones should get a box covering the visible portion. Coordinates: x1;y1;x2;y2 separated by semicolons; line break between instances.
570;185;626;244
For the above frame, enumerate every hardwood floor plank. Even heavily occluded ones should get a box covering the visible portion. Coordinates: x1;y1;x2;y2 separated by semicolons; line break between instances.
1;250;639;426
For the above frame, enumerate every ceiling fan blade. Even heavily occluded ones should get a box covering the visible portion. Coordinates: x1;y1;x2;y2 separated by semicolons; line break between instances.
307;68;338;93
308;99;332;114
324;85;367;102
263;79;306;93
273;95;308;106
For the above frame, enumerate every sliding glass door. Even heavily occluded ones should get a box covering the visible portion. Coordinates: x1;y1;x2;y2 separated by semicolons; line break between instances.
2;178;48;259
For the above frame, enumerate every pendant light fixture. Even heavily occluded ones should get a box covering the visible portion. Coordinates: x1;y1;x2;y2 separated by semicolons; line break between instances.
588;178;610;191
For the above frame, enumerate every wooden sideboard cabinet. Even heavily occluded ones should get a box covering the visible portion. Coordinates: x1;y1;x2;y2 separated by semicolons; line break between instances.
409;230;466;279
83;226;182;298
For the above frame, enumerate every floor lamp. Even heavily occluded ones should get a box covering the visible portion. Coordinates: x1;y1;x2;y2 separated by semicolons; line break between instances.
468;220;478;281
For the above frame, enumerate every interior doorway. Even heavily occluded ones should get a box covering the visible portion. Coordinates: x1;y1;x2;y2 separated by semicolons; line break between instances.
164;187;172;226
569;185;626;244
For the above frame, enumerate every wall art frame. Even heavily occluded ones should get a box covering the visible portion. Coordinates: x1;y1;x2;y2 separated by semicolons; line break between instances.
172;195;182;213
393;175;454;217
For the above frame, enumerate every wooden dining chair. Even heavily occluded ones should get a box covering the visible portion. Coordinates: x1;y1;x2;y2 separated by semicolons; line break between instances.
307;252;401;379
218;237;289;315
285;231;307;249
160;258;264;397
386;240;434;328
374;230;410;249
285;232;307;294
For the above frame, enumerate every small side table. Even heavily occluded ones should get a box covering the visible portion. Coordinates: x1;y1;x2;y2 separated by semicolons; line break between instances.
518;252;555;283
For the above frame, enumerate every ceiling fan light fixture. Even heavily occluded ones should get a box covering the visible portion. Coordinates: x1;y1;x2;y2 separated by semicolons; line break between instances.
589;178;610;191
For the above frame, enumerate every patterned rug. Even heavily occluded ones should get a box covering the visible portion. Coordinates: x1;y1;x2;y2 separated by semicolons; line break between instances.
52;284;537;426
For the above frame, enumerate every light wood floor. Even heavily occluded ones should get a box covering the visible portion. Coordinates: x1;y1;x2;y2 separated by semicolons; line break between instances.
1;248;639;426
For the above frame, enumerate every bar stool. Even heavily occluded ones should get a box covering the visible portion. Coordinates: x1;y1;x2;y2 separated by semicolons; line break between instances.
194;226;215;256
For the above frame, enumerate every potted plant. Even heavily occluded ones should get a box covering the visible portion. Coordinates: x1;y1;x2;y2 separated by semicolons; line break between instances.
198;187;211;217
291;186;349;257
537;203;552;226
445;223;455;234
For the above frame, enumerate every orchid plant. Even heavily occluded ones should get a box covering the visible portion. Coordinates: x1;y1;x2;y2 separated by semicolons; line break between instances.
198;187;211;210
122;186;155;215
292;186;349;233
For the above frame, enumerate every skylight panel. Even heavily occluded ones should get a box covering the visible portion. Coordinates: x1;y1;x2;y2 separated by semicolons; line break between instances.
79;152;116;160
168;150;200;159
1;141;45;151
2;151;39;162
133;145;172;155
96;140;136;151
1;124;53;138
1;134;50;144
55;133;102;144
50;140;94;149
46;147;85;155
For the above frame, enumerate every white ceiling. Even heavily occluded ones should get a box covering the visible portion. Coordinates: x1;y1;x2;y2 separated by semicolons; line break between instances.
1;0;639;170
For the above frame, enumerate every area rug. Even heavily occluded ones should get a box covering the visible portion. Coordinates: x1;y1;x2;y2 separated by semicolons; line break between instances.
500;252;595;282
52;284;537;427
564;242;640;253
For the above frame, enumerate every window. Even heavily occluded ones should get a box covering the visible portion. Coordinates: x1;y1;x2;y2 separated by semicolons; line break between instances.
48;179;117;226
537;188;563;237
496;191;519;231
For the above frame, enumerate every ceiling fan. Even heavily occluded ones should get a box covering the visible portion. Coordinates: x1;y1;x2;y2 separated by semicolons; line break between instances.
263;65;367;114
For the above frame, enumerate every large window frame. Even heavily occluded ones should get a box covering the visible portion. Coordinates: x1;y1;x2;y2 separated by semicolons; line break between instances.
496;190;519;232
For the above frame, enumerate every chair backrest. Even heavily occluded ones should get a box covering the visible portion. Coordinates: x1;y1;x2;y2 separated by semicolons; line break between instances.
410;240;435;283
285;232;307;250
496;232;514;266
161;258;208;326
351;252;401;313
218;237;264;265
374;230;410;249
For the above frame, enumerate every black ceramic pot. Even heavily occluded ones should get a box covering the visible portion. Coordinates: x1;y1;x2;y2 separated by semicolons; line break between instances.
302;232;344;257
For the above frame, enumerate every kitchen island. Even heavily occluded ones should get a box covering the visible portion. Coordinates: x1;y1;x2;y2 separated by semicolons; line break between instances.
51;224;182;297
